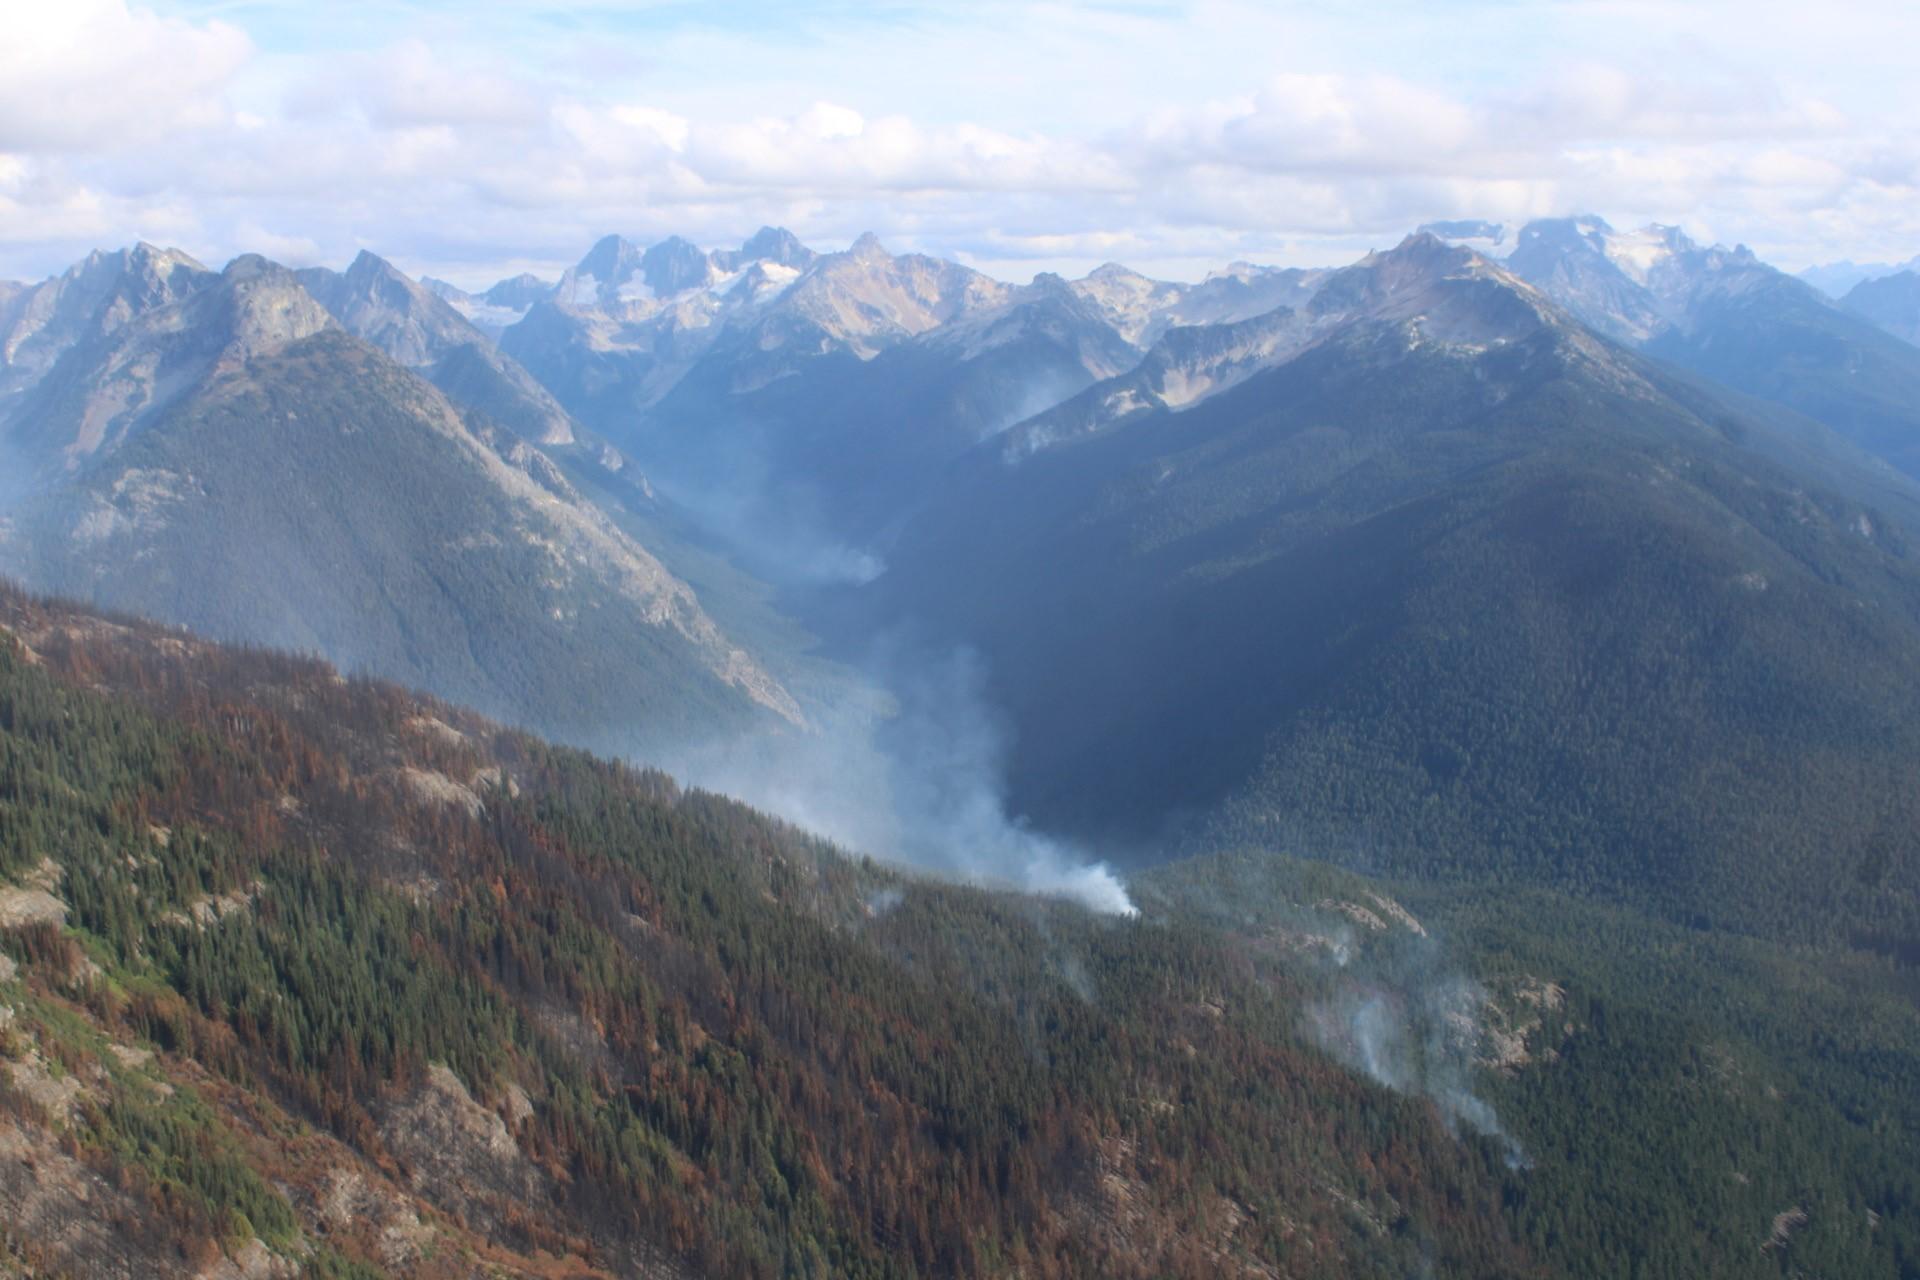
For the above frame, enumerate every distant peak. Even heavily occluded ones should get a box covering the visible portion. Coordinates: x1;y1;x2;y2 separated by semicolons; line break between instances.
1641;222;1698;252
124;241;209;278
1027;271;1075;299
345;248;404;279
847;231;889;261
481;273;554;308
641;236;712;295
738;225;813;266
223;253;283;282
1416;219;1507;244
1199;261;1280;285
1390;230;1473;260
574;234;641;282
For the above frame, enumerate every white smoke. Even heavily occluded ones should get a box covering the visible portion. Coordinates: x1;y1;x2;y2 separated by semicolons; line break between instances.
1306;944;1527;1169
1134;861;1524;1166
665;641;1135;916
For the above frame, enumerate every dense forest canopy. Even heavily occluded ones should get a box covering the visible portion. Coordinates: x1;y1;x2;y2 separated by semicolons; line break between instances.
1;584;1915;1278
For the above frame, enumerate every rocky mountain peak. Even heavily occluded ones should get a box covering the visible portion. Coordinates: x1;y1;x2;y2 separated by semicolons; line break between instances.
215;256;337;353
641;236;712;296
126;240;207;276
338;249;428;308
1310;233;1489;315
293;251;478;371
221;253;279;284
482;273;553;308
735;225;815;268
846;231;891;264
574;234;642;286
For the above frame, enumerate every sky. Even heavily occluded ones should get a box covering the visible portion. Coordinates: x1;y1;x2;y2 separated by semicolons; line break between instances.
1;0;1915;286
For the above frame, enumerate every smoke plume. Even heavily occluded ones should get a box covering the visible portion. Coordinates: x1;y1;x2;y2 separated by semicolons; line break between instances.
665;639;1136;916
1305;934;1527;1169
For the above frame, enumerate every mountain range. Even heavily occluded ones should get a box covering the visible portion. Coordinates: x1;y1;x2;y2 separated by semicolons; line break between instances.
6;216;1920;915
862;233;1920;944
1842;268;1920;346
1797;252;1920;298
3;211;1920;1277
0;244;801;758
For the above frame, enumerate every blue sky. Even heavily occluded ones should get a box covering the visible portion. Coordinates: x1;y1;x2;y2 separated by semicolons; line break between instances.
3;1;1915;285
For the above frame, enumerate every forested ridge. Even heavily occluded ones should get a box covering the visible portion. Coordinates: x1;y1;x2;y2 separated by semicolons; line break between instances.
1;582;1915;1278
866;316;1920;955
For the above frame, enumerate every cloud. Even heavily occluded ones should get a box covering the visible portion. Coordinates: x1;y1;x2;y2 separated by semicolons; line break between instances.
0;0;250;152
0;1;1914;282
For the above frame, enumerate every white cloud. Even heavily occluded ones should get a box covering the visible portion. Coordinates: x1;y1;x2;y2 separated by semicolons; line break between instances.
0;0;249;152
0;1;1914;282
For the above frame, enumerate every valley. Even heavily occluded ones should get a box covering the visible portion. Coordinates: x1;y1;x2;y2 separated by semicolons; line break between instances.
2;214;1918;1278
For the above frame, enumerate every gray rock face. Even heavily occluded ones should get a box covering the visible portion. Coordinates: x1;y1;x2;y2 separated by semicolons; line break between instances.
1069;261;1326;348
0;244;216;410
0;250;799;756
1503;215;1920;479
4;253;331;472
298;251;575;445
1009;234;1589;461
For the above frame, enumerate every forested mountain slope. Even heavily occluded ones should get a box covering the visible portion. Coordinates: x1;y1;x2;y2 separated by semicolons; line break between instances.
1;586;1914;1278
1504;217;1920;479
1845;270;1920;346
0;255;798;758
863;237;1920;946
0;585;1531;1279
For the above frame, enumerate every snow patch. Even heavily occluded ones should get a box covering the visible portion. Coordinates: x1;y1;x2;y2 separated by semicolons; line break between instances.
1601;226;1681;286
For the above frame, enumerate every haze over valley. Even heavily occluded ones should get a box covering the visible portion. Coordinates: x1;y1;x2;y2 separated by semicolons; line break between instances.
2;4;1918;1277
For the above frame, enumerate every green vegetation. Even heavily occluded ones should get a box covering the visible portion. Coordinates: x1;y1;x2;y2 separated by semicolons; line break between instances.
1146;850;1920;1279
1648;271;1920;480
870;321;1920;947
1;582;1915;1276
3;329;768;761
0;586;1529;1278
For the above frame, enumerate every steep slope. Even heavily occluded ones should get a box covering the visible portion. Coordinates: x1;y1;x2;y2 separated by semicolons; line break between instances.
1505;216;1920;478
634;265;1139;555
1007;235;1548;460
299;251;575;445
497;228;824;435
0;243;215;410
1069;260;1325;347
1503;217;1674;342
3;251;330;474
863;236;1920;944
0;257;797;754
4;586;1916;1279
0;586;1541;1280
1843;269;1920;345
422;271;554;337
